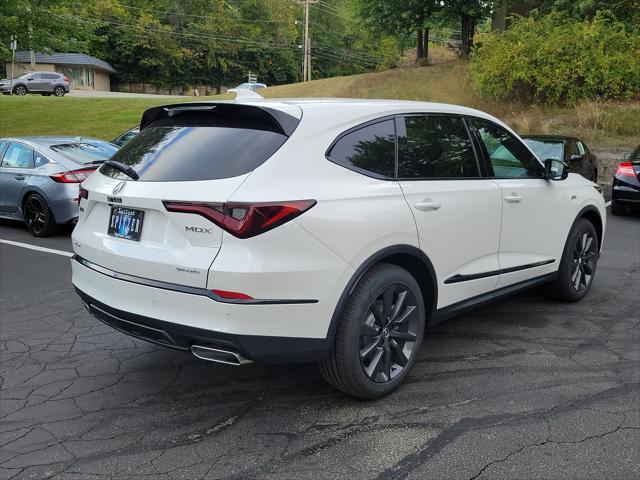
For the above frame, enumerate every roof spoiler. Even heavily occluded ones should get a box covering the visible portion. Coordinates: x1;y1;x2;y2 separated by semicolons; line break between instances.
139;102;300;136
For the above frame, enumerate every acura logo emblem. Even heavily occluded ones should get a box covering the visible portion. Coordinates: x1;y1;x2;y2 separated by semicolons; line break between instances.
112;181;126;195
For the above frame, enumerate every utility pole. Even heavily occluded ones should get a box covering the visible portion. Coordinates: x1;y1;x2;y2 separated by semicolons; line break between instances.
9;35;17;96
298;0;317;82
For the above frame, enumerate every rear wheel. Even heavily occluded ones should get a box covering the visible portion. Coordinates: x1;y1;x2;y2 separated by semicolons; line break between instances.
14;85;27;96
545;218;598;302
319;263;425;399
23;194;57;237
53;86;65;97
611;200;625;216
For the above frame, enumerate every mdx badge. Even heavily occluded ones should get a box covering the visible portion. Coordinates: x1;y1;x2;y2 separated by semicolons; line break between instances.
185;226;213;234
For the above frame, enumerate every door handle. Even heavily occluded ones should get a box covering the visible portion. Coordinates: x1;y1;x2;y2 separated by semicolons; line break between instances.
504;193;522;204
414;200;441;211
14;175;26;181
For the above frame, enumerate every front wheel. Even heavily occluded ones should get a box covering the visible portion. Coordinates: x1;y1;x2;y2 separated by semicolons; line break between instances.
23;194;57;237
14;85;27;96
53;87;65;97
319;263;426;399
545;218;598;302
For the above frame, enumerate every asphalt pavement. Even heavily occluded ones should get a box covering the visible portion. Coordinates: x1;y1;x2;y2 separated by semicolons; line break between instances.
1;211;638;480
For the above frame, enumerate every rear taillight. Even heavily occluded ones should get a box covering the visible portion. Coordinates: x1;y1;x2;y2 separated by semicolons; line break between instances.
63;75;70;82
616;162;636;177
163;200;316;239
50;168;95;183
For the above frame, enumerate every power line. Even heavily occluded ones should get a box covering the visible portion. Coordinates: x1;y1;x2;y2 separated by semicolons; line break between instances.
118;3;295;24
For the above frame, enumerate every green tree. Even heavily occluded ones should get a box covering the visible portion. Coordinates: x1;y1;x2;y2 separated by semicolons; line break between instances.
358;0;440;63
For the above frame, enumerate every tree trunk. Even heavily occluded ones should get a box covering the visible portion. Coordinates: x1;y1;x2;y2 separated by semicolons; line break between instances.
416;29;424;63
424;27;429;63
468;18;476;53
461;14;470;59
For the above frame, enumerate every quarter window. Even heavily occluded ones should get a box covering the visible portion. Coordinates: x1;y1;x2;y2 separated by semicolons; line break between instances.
472;118;543;178
327;120;396;178
1;143;34;169
398;115;478;178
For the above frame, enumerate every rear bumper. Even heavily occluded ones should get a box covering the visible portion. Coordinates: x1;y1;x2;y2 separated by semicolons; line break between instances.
71;256;333;363
612;183;640;204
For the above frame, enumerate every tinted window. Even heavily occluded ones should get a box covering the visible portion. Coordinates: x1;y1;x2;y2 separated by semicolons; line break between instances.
51;141;119;164
566;140;579;158
34;151;51;167
42;73;60;80
472;119;543;178
101;126;288;182
523;138;563;161
1;143;34;168
399;115;478;178
328;120;396;178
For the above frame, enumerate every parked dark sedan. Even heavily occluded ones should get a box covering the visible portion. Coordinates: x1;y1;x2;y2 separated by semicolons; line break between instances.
612;145;640;216
522;135;598;182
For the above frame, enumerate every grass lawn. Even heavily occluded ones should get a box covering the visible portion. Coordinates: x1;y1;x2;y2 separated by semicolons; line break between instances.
1;61;637;149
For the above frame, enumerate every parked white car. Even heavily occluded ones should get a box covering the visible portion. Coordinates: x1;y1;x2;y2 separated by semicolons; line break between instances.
227;82;267;93
71;99;606;398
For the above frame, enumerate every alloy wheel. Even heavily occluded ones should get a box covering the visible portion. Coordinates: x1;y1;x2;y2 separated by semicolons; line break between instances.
14;86;26;95
358;284;419;383
54;87;65;97
24;196;48;235
571;231;597;292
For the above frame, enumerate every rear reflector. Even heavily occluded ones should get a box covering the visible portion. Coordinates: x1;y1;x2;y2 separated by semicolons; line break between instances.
50;168;96;183
163;200;316;238
616;162;636;177
211;289;253;300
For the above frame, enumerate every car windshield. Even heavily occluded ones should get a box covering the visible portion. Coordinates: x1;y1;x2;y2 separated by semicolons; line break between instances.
16;73;31;80
523;138;564;161
236;83;252;89
50;141;119;164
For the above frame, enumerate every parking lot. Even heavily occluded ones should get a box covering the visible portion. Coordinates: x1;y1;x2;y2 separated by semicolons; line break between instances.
0;210;638;480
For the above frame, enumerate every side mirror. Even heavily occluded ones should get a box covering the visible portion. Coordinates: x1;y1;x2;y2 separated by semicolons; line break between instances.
569;154;583;162
544;158;569;181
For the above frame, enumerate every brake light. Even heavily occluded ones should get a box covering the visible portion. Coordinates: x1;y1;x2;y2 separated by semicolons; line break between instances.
211;289;253;300
63;76;70;82
50;168;95;183
616;162;636;177
163;200;316;239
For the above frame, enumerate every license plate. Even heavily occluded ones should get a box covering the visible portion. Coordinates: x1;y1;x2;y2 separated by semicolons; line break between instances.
108;207;144;241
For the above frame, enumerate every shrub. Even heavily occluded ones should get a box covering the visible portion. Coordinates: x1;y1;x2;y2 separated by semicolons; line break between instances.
470;12;640;104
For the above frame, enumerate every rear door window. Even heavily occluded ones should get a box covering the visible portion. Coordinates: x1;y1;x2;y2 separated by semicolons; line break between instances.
1;143;34;169
398;115;478;178
327;119;396;179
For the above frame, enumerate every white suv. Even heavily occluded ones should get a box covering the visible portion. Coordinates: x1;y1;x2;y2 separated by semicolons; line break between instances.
71;99;606;399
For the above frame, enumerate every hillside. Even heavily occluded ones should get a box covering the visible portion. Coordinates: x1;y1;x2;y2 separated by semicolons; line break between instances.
1;61;637;149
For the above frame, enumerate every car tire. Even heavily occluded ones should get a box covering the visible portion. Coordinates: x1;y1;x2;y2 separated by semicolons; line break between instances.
53;87;66;97
23;194;58;237
611;200;625;216
14;85;27;96
319;263;426;399
544;218;598;302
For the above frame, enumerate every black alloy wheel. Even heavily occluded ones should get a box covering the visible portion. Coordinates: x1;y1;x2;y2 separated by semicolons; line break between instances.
319;263;426;399
54;86;65;97
23;194;56;237
545;218;598;302
14;85;27;95
571;230;597;292
359;285;420;383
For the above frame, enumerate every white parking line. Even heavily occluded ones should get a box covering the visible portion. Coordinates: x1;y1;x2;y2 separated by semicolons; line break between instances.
0;239;73;257
605;201;611;207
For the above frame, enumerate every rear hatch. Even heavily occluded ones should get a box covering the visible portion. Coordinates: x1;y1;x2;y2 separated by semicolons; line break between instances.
72;102;301;288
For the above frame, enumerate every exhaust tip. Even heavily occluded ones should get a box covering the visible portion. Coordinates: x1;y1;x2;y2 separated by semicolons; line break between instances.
191;345;253;366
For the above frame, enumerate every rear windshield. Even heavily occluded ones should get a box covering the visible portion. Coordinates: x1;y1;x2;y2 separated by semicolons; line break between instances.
50;141;119;164
523;139;563;161
100;124;288;182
